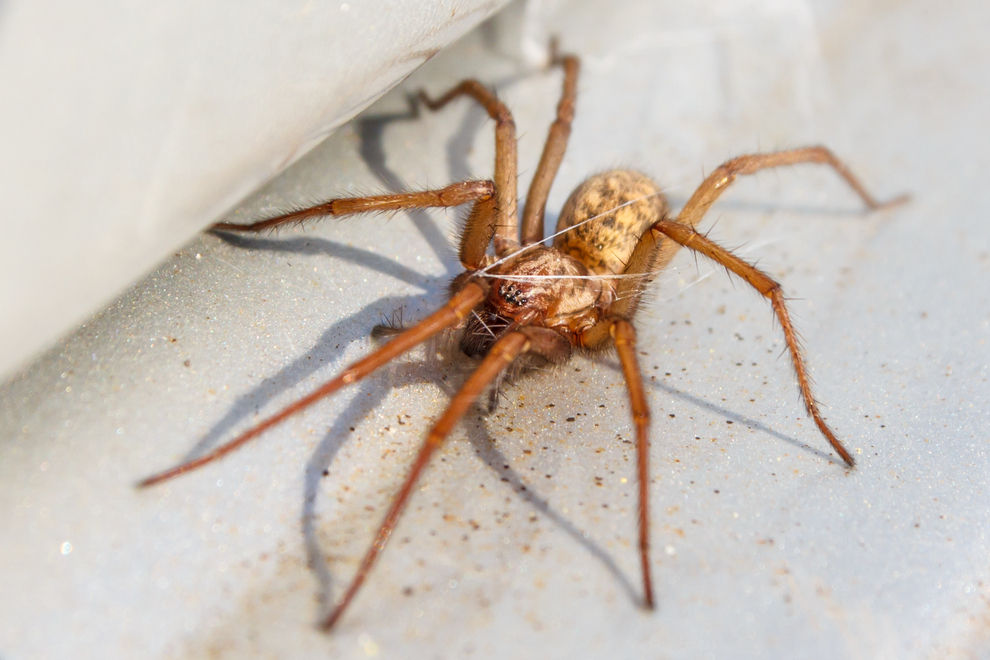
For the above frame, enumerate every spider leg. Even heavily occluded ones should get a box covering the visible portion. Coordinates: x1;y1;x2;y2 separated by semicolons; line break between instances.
677;145;908;229
419;81;519;256
608;319;654;609
609;147;908;320
573;317;654;607
320;330;531;631
213;181;496;270
653;219;855;467
520;52;579;246
599;145;907;464
136;282;487;488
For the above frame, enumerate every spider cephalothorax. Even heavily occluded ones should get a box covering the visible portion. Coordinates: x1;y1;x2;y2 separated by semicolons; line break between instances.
140;48;905;632
464;169;671;356
477;247;608;342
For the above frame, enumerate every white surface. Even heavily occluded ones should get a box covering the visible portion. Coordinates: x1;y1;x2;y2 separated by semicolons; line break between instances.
3;0;990;657
0;0;509;380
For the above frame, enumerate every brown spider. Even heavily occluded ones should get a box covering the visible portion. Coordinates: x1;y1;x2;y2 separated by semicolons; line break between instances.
138;49;906;631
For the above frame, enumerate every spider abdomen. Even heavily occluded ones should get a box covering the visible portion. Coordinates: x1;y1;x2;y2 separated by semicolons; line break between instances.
555;169;668;276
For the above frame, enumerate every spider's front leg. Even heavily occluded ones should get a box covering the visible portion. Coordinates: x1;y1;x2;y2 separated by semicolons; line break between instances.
653;219;856;466
520;51;579;246
320;329;533;631
613;146;906;467
417;79;521;255
574;316;655;610
417;46;582;250
137;282;488;487
212;180;497;270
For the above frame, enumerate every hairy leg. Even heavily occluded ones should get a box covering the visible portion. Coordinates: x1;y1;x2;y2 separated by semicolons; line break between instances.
419;80;520;256
676;146;908;229
616;146;908;310
609;318;654;609
652;219;855;466
137;282;487;487
213;180;496;270
520;50;580;246
320;330;531;631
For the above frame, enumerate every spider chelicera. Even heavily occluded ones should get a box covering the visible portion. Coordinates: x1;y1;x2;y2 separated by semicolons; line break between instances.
139;48;906;631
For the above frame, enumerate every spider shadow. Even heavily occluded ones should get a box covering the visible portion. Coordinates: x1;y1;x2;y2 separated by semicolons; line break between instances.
302;357;448;618
302;354;641;620
178;89;529;616
212;231;432;289
594;354;840;465
354;97;455;267
301;366;398;613
463;411;643;604
432;68;556;186
148;280;450;617
166;92;479;482
157;287;442;469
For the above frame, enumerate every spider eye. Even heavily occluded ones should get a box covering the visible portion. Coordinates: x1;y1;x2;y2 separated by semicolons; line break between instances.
499;283;529;307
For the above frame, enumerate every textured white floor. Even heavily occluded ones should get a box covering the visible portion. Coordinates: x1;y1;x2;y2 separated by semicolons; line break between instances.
2;1;989;658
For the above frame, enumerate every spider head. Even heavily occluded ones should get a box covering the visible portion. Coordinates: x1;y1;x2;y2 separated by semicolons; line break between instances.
496;281;531;307
457;265;552;358
484;248;569;327
458;246;611;358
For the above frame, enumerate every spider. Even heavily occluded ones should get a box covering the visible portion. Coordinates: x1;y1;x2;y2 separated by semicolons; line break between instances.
138;48;906;631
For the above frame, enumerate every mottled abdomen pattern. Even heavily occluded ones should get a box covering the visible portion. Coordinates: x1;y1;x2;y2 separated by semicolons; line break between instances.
554;170;668;275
